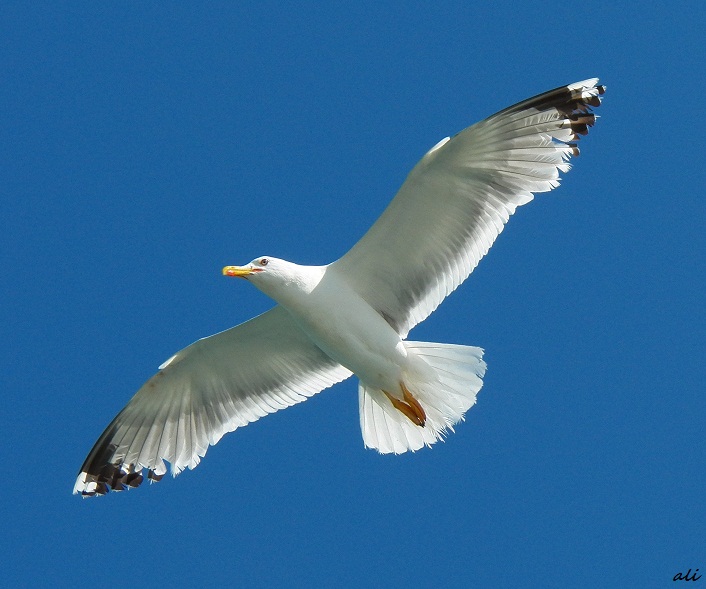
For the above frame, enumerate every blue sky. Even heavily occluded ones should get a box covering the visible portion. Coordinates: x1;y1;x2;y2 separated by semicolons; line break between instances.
2;2;704;587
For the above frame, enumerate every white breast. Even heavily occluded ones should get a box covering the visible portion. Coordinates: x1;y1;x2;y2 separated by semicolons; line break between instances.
277;266;408;392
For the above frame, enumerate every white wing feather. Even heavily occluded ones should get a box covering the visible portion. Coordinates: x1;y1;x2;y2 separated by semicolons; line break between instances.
333;79;605;337
73;306;352;496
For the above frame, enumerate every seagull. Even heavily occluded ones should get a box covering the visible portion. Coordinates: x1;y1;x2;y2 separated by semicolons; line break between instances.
74;79;606;496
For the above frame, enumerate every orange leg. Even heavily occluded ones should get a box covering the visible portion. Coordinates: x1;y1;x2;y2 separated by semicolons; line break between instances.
384;382;426;427
401;382;427;425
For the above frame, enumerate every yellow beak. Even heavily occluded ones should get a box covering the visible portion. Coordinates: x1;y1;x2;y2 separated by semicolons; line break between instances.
222;265;260;278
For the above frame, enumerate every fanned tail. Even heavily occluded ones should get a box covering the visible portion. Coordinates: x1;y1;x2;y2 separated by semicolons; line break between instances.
359;341;486;454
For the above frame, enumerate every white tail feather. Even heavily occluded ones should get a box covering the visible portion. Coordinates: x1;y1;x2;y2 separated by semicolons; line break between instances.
359;341;486;454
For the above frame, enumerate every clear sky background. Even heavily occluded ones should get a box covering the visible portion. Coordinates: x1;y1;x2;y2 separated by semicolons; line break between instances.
2;2;704;587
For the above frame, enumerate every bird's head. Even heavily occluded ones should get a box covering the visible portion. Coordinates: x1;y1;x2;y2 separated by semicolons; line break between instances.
222;256;276;281
222;256;323;303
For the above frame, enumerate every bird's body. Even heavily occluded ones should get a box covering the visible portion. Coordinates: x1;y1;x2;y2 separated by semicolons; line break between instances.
258;261;408;394
74;78;606;496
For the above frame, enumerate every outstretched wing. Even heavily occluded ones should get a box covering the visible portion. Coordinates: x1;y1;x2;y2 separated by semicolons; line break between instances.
73;306;352;496
332;79;605;337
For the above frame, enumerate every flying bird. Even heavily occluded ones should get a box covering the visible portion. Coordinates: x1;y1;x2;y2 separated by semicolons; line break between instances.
74;79;606;496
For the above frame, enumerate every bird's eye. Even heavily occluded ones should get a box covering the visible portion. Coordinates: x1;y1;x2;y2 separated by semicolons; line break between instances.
260;258;268;266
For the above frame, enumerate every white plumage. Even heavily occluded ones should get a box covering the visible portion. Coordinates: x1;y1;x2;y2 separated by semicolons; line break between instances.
74;78;605;496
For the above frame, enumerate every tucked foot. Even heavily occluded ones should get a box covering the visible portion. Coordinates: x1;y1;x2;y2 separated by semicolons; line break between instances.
384;382;426;427
401;381;427;425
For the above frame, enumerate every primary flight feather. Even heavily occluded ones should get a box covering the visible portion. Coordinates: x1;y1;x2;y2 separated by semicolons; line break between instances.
74;79;606;496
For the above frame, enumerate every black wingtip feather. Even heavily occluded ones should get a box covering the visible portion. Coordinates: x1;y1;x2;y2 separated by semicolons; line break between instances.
77;462;157;497
492;81;605;141
148;470;164;482
73;404;167;496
